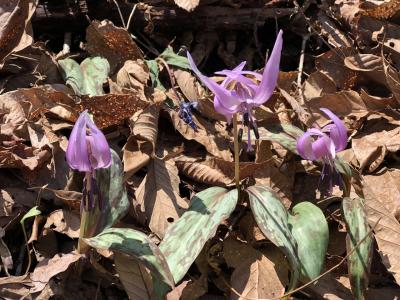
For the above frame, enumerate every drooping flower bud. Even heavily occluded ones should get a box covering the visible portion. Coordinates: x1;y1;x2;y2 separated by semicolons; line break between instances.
66;110;111;172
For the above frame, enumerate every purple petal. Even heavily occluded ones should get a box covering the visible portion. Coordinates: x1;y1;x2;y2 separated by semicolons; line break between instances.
253;30;283;105
85;116;112;169
297;128;335;160
320;108;348;151
187;52;241;108
214;96;240;122
66;111;92;172
311;135;335;160
297;130;317;160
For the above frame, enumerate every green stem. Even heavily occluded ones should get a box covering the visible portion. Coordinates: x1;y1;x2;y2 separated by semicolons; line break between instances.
233;114;240;198
78;172;92;254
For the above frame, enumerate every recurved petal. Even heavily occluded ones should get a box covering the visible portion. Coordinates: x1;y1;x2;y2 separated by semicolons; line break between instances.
253;30;283;105
86;116;111;169
214;96;239;123
311;135;335;160
187;52;241;108
297;130;317;160
320;108;348;151
66;111;92;172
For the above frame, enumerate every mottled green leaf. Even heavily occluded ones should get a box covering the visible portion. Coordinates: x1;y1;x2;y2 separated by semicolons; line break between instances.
342;197;373;300
248;185;300;290
85;228;174;288
257;123;303;154
145;59;165;91
59;57;110;96
159;187;238;283
81;149;130;239
288;202;329;281
160;47;190;70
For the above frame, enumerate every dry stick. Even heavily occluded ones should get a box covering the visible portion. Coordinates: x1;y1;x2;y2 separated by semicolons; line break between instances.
112;0;126;28
126;3;137;30
233;114;240;197
297;33;311;105
224;217;381;300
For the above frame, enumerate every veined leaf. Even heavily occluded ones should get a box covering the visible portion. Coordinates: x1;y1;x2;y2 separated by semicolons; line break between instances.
248;185;300;290
257;123;303;154
342;197;373;300
20;206;41;225
160;47;190;70
159;187;238;284
85;227;174;288
288;202;329;281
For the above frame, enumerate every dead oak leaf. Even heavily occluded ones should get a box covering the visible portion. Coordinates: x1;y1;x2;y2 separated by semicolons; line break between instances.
135;158;188;238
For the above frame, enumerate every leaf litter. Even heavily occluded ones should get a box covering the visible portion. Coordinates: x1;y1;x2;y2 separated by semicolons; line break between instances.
1;0;400;299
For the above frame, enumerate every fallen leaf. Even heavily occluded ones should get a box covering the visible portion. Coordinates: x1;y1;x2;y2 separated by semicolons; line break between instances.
30;251;82;293
135;158;188;238
86;20;143;74
223;237;287;299
173;0;200;12
44;209;80;239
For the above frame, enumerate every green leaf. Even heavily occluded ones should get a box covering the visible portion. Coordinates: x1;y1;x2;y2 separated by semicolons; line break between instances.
288;202;329;281
20;206;41;225
81;149;130;239
342;197;373;300
159;187;238;284
248;185;300;290
59;57;110;96
159;47;190;70
145;59;165;91
85;228;174;288
257;123;303;154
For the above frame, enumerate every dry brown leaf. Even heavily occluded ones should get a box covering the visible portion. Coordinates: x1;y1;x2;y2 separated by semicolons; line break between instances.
224;237;287;299
303;71;337;101
115;253;153;300
174;0;200;12
0;275;32;300
166;108;233;161
86;20;143;74
238;212;267;244
174;154;233;186
363;183;400;284
317;11;353;48
116;59;149;90
124;104;160;178
30;251;82;293
363;169;400;219
44;209;80;238
362;0;400;19
307;274;353;299
0;0;37;66
352;119;400;172
135;158;188;238
335;0;362;25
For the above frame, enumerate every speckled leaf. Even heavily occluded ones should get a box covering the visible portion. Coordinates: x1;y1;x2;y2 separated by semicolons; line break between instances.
85;228;174;288
59;57;110;96
288;202;329;281
80;149;129;240
160;47;190;70
159;187;238;284
342;197;373;300
146;59;165;91
248;185;300;290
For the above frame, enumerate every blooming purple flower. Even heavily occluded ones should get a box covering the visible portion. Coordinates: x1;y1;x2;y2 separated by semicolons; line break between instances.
296;108;348;193
187;30;283;151
66;110;111;211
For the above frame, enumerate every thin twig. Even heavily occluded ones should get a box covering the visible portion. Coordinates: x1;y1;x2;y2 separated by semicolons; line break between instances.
126;4;137;30
112;0;126;28
297;33;311;105
233;114;240;197
224;217;380;300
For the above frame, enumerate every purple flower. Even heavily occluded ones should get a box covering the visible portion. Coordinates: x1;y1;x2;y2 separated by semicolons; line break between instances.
187;30;283;150
296;108;348;192
66;110;111;211
66;110;111;172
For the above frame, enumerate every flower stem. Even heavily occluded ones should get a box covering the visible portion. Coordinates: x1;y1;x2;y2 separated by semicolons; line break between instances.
233;114;240;197
78;172;92;254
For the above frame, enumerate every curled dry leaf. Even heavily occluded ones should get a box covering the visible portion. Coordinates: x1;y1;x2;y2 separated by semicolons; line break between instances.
124;103;160;178
317;11;353;48
135;158;188;238
174;0;200;12
44;209;80;239
86;20;143;74
0;0;37;66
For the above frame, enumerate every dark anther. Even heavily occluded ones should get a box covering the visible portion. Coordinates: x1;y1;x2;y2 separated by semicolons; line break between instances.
252;122;260;139
238;128;243;143
243;112;249;126
179;102;198;131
